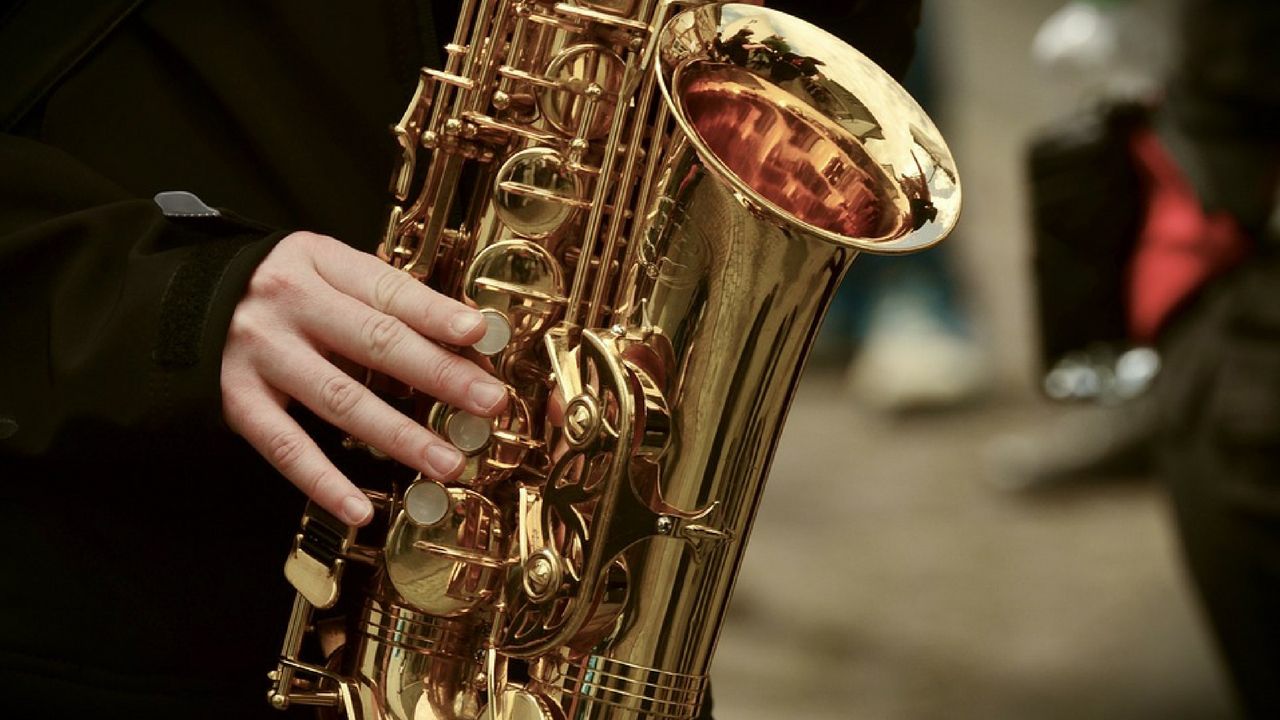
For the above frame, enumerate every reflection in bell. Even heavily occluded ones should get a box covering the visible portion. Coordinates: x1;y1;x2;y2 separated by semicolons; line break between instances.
677;63;902;239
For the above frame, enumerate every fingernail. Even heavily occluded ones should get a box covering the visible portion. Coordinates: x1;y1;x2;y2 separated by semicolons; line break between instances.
469;379;506;411
341;495;373;525
426;443;465;476
450;311;484;338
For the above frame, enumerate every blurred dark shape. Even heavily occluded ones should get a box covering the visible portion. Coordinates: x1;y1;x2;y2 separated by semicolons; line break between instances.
1151;1;1280;717
1027;102;1147;370
768;0;920;81
1019;2;1280;712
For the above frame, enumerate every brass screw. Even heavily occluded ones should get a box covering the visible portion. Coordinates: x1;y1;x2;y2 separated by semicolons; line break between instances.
567;404;592;438
525;553;559;600
656;516;674;535
527;555;553;591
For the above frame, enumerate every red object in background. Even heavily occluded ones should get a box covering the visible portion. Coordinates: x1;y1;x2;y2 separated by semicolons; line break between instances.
1127;129;1249;343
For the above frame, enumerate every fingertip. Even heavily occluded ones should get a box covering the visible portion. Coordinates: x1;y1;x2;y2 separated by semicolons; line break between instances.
340;494;374;526
426;443;466;479
468;378;509;416
448;310;486;343
488;391;509;416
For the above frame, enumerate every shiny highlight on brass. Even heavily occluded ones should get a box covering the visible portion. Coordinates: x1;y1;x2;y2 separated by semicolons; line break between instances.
269;2;959;718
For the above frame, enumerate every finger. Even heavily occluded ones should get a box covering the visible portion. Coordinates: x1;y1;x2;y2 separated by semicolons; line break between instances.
307;238;487;346
227;376;374;526
298;283;509;417
258;339;468;481
461;345;496;373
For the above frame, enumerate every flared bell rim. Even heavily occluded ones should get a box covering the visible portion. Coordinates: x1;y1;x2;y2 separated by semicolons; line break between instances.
655;2;962;255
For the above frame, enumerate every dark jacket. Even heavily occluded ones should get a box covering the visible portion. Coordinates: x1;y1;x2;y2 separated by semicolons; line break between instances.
0;1;918;717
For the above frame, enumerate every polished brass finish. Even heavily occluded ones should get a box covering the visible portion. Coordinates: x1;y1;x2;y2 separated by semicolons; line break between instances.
284;504;357;609
271;2;959;718
386;484;505;616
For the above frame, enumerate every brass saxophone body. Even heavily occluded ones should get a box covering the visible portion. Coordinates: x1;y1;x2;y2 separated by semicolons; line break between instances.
269;2;960;718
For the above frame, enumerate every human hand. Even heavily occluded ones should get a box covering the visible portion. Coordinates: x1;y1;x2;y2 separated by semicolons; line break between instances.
221;231;508;526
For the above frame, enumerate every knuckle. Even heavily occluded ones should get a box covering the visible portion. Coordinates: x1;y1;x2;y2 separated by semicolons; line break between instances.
299;467;340;500
226;310;268;350
421;293;458;330
360;313;406;361
319;373;362;418
427;353;469;394
267;430;307;470
372;268;413;313
386;418;421;455
248;267;302;301
284;230;324;252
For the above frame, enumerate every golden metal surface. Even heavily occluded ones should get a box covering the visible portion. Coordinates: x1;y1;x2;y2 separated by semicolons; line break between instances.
385;485;505;616
283;503;358;609
271;2;959;718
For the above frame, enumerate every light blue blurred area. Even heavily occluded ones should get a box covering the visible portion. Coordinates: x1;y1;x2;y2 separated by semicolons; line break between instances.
818;7;970;355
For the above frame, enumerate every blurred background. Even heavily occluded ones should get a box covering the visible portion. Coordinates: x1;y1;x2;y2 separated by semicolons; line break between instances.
709;0;1242;717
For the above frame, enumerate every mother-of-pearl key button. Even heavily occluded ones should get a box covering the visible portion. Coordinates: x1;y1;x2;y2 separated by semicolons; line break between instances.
447;410;493;454
472;308;512;356
404;480;452;527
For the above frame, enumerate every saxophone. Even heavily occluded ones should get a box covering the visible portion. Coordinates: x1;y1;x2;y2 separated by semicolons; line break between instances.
268;2;960;718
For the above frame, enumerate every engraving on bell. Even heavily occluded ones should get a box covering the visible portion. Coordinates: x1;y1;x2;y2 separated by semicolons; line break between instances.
493;148;583;239
404;480;452;527
447;410;493;454
472;309;513;356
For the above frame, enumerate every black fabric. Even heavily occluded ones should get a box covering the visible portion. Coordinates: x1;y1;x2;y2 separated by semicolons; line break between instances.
1162;0;1280;236
0;0;144;130
0;2;429;716
770;0;919;80
1151;2;1280;717
0;1;919;717
1155;252;1280;719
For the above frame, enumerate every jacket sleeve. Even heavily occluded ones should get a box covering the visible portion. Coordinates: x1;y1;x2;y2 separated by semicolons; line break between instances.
0;133;285;462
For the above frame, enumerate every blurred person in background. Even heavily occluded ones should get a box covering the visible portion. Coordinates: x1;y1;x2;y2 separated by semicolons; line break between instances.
1142;0;1280;715
1019;0;1280;713
987;0;1173;490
